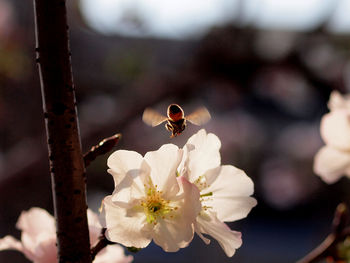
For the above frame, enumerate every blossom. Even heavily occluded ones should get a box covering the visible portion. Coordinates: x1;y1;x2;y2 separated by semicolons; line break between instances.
0;207;132;263
179;129;257;257
101;144;201;252
314;91;350;183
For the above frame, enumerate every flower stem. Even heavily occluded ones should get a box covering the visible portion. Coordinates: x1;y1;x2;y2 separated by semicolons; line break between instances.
296;203;350;263
33;0;91;262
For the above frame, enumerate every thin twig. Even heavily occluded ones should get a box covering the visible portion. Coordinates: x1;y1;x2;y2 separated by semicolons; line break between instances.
84;134;121;167
90;228;114;261
296;203;349;263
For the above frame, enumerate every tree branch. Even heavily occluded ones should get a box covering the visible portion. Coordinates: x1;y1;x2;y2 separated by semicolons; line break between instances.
33;0;91;262
296;203;349;263
84;134;121;167
90;228;114;261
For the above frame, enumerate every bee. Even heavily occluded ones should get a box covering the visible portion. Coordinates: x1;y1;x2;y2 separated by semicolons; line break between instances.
142;104;211;137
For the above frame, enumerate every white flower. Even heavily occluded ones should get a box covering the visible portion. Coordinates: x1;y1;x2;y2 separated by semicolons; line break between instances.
179;129;257;257
0;207;132;263
314;91;350;183
101;144;201;252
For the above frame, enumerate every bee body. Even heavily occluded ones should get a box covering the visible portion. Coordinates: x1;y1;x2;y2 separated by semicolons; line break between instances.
166;118;186;137
142;103;210;138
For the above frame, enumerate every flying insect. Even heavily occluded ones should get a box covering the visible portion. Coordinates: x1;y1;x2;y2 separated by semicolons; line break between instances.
142;104;211;137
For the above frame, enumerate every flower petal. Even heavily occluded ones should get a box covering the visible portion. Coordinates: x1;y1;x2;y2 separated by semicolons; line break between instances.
204;165;257;222
184;129;221;182
320;111;350;151
0;235;23;251
107;150;144;187
152;176;201;252
144;144;182;198
101;196;152;249
111;161;150;206
314;146;350;184
16;208;55;255
196;211;242;257
87;209;102;246
94;245;133;263
328;91;350;111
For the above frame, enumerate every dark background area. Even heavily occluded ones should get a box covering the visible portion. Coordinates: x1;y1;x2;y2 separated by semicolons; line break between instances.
1;0;350;262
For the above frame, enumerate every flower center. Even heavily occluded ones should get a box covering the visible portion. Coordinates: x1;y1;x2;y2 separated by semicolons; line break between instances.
140;185;178;225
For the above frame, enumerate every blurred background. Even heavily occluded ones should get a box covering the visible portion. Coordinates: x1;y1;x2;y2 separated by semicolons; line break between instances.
1;0;350;262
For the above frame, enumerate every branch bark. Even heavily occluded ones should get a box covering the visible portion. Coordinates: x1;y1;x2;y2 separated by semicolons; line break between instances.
84;134;121;167
33;1;92;262
297;203;349;263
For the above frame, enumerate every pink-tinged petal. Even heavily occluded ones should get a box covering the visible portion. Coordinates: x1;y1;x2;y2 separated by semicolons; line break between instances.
204;165;257;222
196;211;242;257
152;176;201;252
87;209;102;246
107;150;144;187
0;235;23;251
314;146;350;184
16;208;55;255
101;196;152;249
144;144;182;198
16;207;55;236
94;245;133;263
185;129;221;182
33;237;57;263
320;111;350;151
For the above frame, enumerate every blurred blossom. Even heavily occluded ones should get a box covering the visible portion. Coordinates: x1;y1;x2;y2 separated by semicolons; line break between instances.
274;123;322;160
302;41;344;81
260;159;311;209
0;0;15;40
101;144;201;252
205;111;265;164
314;91;350;183
179;129;257;257
254;68;317;116
0;208;133;263
254;31;296;60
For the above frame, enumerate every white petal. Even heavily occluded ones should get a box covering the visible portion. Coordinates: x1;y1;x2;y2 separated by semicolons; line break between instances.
101;196;152;248
107;150;144;187
204;165;257;222
94;245;133;263
196;211;242;257
328;91;346;110
314;146;350;184
320;111;350;151
111;161;150;206
0;235;23;251
144;144;182;198
185;129;221;182
152;176;201;252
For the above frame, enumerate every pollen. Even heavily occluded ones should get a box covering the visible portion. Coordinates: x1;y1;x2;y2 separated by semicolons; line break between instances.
141;185;178;225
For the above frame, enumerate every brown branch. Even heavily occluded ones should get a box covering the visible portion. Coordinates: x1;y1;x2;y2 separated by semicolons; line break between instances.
296;203;349;263
33;0;92;262
84;134;121;167
91;228;114;261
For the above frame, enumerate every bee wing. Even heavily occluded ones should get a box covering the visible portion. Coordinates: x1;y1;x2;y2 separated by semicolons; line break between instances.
142;108;168;127
186;107;211;126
